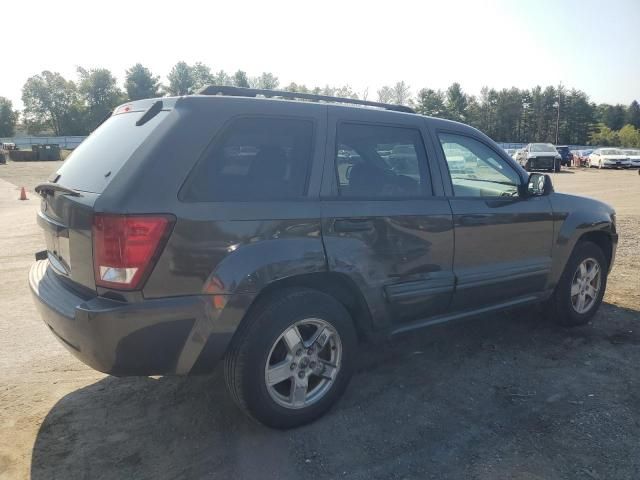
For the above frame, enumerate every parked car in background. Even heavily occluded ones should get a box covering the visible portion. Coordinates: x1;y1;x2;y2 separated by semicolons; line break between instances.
515;143;562;172
621;149;640;168
555;145;572;167
588;148;631;169
504;148;517;157
574;149;593;167
29;87;618;428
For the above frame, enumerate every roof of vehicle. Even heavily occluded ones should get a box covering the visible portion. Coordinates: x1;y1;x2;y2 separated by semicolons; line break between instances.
109;87;493;157
197;85;415;113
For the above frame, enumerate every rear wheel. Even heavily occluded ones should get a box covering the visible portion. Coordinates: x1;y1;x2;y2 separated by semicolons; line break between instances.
547;241;607;327
224;288;358;429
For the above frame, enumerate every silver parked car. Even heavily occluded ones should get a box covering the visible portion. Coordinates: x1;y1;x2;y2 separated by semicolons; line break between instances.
588;148;631;169
621;149;640;168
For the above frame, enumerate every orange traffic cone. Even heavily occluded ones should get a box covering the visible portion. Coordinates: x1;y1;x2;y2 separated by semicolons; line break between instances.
19;187;28;200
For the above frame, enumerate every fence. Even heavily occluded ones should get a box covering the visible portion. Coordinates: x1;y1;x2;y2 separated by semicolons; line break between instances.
0;136;86;149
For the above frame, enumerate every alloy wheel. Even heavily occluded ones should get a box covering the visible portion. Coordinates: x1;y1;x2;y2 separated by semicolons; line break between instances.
264;318;342;409
570;257;601;314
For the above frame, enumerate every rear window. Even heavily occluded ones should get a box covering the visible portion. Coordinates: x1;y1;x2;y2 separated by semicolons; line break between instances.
180;117;314;202
55;110;169;193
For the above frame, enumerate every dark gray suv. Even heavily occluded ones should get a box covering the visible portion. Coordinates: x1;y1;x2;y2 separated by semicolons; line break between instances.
30;87;618;428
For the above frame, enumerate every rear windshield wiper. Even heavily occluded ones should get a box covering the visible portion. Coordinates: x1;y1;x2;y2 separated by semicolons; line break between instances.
35;182;81;197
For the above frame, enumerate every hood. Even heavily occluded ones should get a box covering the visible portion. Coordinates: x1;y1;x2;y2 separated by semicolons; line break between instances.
553;192;615;215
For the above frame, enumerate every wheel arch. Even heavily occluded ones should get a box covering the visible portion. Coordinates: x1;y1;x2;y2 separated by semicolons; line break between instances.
236;272;375;344
576;230;613;270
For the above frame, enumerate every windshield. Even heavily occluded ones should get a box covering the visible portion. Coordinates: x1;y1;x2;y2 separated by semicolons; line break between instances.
530;143;557;153
601;149;623;155
55;110;169;193
622;149;640;155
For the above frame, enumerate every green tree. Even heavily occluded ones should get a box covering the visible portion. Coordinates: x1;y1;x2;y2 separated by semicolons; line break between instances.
618;124;640;148
191;62;214;91
0;97;18;137
232;70;250;88
77;67;124;131
390;81;411;105
212;70;231;86
124;63;161;101
166;61;194;95
334;85;358;99
626;100;640;129
597;104;626;131
414;88;446;117
445;83;468;122
377;85;393;103
257;72;279;90
21;71;83;135
589;123;619;146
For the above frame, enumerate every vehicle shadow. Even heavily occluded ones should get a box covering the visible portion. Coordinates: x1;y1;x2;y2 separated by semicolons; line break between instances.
31;302;640;480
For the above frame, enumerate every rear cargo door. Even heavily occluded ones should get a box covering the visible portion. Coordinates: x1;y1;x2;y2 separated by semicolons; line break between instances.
36;101;172;292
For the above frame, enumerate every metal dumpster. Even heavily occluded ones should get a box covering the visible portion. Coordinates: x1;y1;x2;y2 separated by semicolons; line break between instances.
31;144;61;161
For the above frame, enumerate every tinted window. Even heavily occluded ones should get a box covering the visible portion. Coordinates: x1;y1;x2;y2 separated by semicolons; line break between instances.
56;111;170;193
335;123;429;198
182;117;314;201
439;133;520;197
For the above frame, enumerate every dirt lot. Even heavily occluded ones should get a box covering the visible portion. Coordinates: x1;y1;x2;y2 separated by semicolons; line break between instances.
0;162;639;480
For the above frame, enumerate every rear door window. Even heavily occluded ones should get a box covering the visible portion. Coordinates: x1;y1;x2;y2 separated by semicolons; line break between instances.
181;117;314;202
55;110;169;193
335;123;430;198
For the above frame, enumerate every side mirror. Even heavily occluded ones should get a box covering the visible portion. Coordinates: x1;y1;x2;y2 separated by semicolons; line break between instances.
527;173;553;196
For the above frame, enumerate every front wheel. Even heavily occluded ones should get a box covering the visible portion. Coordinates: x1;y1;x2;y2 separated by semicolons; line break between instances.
224;288;358;429
547;241;607;327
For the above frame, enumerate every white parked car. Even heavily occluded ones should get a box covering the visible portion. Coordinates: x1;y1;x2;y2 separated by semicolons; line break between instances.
621;149;640;168
514;143;562;172
588;148;631;169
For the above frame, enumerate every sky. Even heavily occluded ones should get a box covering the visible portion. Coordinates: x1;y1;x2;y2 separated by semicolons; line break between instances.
2;0;639;109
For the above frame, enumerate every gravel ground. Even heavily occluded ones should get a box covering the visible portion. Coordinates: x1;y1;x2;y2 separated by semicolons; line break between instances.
0;162;638;480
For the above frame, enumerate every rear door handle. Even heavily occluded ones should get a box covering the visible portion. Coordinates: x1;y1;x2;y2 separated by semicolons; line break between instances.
459;214;491;226
333;218;374;233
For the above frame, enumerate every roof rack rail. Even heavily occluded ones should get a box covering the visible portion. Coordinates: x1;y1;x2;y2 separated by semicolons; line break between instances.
196;85;415;114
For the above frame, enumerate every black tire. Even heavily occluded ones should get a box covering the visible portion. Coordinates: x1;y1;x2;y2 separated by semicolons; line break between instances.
547;241;608;327
554;159;561;173
224;288;358;429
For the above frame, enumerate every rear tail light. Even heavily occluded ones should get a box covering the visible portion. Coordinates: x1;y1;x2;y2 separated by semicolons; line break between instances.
92;214;174;290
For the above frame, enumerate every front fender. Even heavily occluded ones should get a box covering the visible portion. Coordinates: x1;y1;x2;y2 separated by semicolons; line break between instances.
547;193;616;288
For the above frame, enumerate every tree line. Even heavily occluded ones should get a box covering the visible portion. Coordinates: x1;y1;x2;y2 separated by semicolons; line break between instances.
1;62;639;148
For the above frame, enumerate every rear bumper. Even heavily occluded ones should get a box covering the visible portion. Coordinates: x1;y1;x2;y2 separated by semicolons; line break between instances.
29;260;242;376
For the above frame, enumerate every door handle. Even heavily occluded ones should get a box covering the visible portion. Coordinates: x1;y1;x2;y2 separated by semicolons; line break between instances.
459;214;491;226
333;218;374;233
